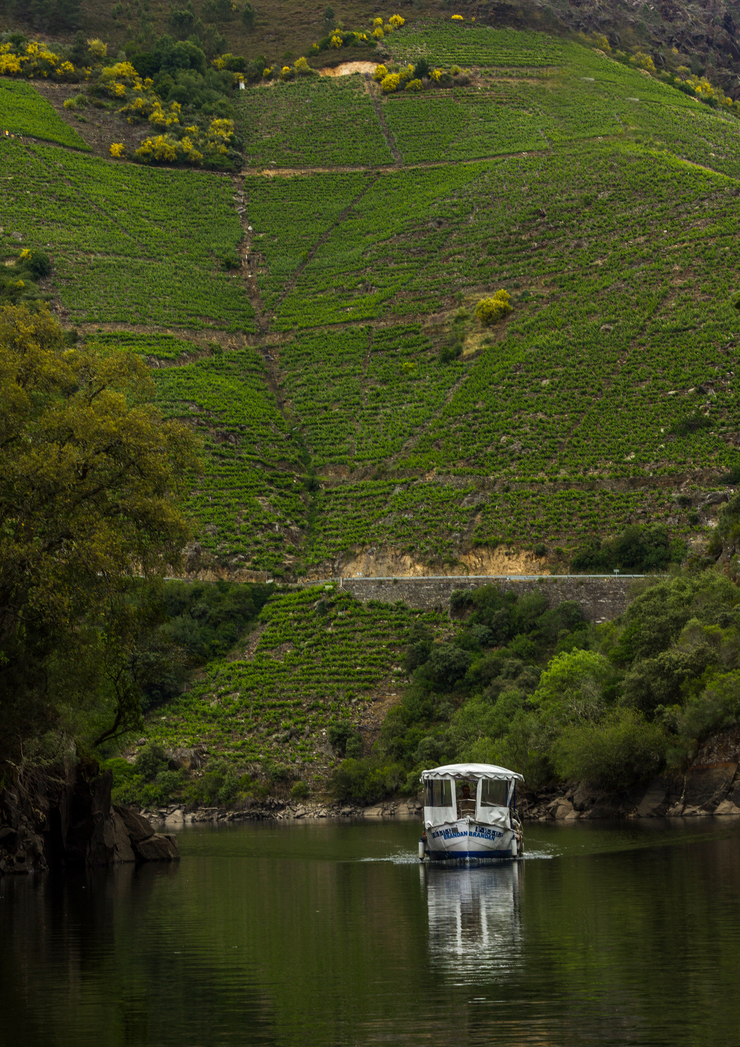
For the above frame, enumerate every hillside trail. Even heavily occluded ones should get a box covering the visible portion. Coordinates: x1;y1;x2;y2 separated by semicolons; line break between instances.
268;170;382;320
365;80;404;165
233;176;268;337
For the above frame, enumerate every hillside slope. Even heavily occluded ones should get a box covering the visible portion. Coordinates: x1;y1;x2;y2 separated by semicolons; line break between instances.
2;20;739;579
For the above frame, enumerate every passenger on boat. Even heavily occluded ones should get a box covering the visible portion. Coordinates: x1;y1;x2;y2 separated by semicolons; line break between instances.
457;782;476;817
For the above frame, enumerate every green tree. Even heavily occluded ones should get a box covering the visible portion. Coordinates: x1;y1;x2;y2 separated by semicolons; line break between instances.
552;708;667;790
0;305;198;760
241;1;256;28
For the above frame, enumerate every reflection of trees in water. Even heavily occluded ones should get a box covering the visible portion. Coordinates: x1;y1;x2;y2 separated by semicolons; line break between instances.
423;862;523;981
0;863;278;1047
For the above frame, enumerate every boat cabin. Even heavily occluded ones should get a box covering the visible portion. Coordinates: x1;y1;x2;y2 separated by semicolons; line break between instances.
421;762;523;832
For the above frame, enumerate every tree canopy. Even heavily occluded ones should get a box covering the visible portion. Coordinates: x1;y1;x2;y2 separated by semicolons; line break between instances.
0;305;199;761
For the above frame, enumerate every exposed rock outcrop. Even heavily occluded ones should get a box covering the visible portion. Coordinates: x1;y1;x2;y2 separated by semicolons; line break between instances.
0;761;179;875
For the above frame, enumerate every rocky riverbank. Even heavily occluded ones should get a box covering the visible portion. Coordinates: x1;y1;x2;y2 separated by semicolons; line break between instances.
141;729;740;826
524;728;740;821
0;759;179;875
141;797;425;825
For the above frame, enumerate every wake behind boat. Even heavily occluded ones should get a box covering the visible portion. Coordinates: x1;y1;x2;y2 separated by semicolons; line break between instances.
418;763;524;863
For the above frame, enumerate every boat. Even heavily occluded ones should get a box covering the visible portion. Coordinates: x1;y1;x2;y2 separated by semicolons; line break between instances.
418;763;524;863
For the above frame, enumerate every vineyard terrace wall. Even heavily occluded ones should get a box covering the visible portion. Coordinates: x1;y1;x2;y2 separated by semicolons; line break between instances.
328;575;642;623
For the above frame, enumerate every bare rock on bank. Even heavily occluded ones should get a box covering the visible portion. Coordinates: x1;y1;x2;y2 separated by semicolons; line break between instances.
0;763;179;875
133;832;179;861
683;762;738;812
113;803;155;843
111;804;178;860
110;810;136;863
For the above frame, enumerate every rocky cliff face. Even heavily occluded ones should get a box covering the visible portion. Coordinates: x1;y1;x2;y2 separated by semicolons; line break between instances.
0;759;179;875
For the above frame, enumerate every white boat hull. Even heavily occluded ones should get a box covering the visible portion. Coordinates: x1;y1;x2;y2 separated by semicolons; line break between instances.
424;818;519;863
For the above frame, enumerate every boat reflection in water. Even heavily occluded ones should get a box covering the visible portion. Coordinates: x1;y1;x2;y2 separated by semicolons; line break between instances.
421;861;523;982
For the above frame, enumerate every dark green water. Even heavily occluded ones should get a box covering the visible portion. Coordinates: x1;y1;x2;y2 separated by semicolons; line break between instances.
2;818;740;1047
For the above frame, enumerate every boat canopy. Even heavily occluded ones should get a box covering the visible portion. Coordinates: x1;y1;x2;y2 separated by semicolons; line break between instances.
420;762;524;783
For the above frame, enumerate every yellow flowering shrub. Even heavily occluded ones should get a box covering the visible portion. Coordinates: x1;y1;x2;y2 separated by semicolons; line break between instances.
373;27;384;39
330;34;343;48
88;39;108;59
19;248;31;260
630;51;656;73
388;14;405;27
85;42;241;169
475;290;512;327
100;61;138;81
294;56;310;74
136;134;178;162
373;64;388;81
373;17;383;26
431;68;444;81
405;78;422;91
208;118;235;138
180;136;203;162
451;14;463;20
263;67;273;77
0;54;22;75
380;73;400;93
0;41;83;81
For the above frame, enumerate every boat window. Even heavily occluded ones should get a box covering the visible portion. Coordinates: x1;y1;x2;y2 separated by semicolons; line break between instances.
424;780;452;807
480;779;509;807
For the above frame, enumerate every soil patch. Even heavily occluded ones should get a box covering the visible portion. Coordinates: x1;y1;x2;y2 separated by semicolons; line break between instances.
319;62;377;77
30;80;151;160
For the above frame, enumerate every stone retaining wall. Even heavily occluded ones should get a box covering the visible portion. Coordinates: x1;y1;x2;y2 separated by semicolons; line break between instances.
330;575;644;623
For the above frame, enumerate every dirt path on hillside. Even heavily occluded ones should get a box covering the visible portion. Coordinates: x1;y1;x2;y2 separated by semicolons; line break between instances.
232;177;269;337
269;171;382;318
366;80;404;166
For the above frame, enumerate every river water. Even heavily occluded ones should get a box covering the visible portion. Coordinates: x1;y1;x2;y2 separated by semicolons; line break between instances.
1;818;739;1047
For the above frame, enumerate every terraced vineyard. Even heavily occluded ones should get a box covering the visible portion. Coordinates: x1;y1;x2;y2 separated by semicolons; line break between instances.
390;24;567;68
152;348;308;571
240;77;394;168
146;586;446;774
5;20;740;577
0;79;90;149
0;139;252;331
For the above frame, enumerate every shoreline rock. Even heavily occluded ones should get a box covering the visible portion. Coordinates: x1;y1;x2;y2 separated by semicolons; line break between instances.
142;732;740;826
0;763;179;875
140;797;425;824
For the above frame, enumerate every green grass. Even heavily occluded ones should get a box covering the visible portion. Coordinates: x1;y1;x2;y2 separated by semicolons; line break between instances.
0;79;90;149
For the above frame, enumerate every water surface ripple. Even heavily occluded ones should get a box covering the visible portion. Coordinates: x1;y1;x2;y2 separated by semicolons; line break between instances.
1;818;739;1047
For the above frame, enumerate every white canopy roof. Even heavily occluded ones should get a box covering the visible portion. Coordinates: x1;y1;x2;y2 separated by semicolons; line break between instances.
420;762;524;783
